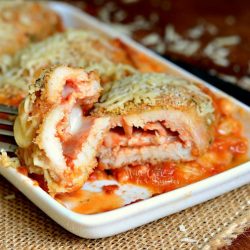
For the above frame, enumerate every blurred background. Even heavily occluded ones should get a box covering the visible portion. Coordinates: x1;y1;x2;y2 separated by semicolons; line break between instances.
64;0;250;105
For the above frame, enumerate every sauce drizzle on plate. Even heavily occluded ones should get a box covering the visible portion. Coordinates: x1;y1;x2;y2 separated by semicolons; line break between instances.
56;189;123;214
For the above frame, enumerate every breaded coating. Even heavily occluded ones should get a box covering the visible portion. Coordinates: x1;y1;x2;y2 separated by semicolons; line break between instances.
93;73;214;123
14;66;110;195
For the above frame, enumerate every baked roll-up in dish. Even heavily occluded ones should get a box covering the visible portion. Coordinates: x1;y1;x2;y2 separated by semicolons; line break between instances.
0;30;136;94
0;0;62;57
14;67;215;194
14;66;110;194
93;73;215;169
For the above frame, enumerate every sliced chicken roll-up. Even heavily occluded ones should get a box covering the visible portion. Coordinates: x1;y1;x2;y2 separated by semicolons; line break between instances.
14;66;110;195
93;73;215;169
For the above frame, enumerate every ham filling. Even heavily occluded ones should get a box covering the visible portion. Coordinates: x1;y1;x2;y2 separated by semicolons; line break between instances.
97;120;191;169
103;122;182;148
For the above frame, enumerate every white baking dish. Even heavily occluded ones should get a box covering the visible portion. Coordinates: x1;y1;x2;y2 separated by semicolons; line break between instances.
0;2;249;239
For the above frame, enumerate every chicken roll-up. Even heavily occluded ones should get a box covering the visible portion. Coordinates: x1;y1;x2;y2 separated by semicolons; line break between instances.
14;66;110;194
93;73;215;169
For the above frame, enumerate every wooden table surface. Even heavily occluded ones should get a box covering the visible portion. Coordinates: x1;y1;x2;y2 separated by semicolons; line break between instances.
221;229;250;250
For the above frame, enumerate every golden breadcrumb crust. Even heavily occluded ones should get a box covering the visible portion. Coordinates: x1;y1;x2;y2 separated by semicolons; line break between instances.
93;73;215;125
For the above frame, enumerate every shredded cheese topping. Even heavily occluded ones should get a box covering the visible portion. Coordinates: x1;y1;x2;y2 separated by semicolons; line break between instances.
0;30;136;92
95;73;214;119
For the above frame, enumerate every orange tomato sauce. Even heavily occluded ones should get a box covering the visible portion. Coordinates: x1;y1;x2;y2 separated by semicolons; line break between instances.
56;189;123;214
0;86;25;107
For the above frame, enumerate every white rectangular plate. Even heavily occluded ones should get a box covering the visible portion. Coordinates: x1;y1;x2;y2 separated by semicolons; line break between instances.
0;2;249;239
